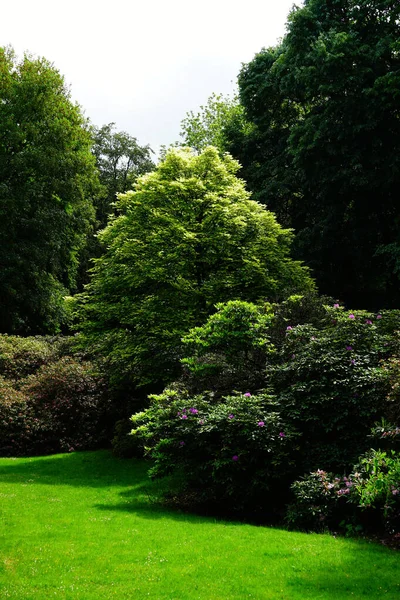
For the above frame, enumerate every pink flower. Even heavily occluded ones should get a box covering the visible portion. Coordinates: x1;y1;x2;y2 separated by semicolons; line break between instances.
189;408;198;414
279;432;286;438
244;392;252;397
286;326;293;331
365;319;372;325
199;420;204;425
232;455;239;461
376;314;382;319
392;489;399;496
179;441;185;447
333;303;340;309
181;415;188;420
348;314;355;320
257;421;265;427
228;414;234;419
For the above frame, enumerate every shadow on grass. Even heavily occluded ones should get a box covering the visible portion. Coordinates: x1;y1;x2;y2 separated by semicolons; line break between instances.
0;450;150;488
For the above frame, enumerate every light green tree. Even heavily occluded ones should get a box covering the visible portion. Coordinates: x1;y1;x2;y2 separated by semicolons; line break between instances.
77;147;314;388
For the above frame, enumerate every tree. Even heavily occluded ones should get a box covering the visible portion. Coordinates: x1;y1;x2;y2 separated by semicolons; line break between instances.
179;93;248;154
91;123;155;229
77;147;314;388
232;0;400;308
0;47;100;334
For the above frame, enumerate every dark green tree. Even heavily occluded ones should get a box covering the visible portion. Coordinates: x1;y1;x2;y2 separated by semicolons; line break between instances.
0;47;100;334
233;0;400;308
91;123;155;229
77;147;314;388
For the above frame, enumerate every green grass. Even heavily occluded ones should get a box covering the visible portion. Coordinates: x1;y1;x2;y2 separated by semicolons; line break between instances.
0;451;398;599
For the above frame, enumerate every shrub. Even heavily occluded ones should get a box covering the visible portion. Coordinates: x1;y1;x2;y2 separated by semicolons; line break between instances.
287;449;400;535
131;389;298;514
181;300;275;396
19;357;110;454
267;307;399;471
112;418;140;459
0;377;36;456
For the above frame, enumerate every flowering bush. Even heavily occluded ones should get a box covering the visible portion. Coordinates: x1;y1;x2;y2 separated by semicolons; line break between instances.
130;390;298;513
286;449;400;534
267;307;400;471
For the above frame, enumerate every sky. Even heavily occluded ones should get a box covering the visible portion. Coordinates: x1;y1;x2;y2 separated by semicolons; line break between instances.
1;0;299;154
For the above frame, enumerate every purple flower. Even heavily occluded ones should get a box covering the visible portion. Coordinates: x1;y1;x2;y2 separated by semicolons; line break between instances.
189;408;198;414
392;489;399;496
232;455;239;462
346;345;353;351
351;359;356;365
291;354;296;360
257;421;265;427
181;414;188;420
333;303;340;309
348;314;355;320
179;441;185;447
376;314;382;319
244;392;252;397
228;414;234;419
365;319;372;325
286;326;293;331
279;432;286;438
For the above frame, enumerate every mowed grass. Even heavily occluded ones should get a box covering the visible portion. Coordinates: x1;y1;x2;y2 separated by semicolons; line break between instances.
0;451;398;600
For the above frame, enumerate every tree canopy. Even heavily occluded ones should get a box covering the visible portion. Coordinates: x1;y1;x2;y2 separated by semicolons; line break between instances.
91;123;155;230
77;147;314;388
230;0;400;308
0;47;100;334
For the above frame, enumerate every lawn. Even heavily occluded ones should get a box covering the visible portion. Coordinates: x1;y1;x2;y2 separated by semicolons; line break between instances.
0;451;398;599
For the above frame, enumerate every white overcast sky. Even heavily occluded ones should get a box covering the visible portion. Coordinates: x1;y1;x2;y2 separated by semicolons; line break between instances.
1;0;299;153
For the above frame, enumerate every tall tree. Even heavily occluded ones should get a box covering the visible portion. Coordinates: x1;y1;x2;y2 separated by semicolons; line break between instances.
0;47;100;334
91;123;154;229
233;0;400;308
179;93;247;154
77;147;314;389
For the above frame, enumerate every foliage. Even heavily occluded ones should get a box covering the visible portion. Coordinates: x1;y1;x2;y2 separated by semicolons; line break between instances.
267;307;399;472
77;147;314;389
285;469;359;533
0;377;35;456
91;122;155;230
0;335;110;456
179;93;248;153
0;334;71;381
287;449;400;535
19;357;110;454
232;0;400;308
181;300;275;395
112;418;140;458
0;47;100;334
131;389;297;513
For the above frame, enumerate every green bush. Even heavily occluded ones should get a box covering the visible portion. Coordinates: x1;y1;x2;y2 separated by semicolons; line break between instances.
287;449;400;535
20;357;110;454
0;377;36;456
112;418;140;459
131;389;297;514
267;307;399;471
